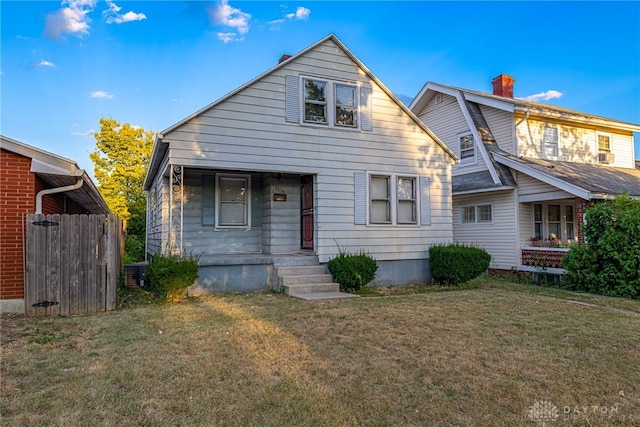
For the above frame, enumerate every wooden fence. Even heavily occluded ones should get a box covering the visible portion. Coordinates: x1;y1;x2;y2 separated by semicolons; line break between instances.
25;214;123;317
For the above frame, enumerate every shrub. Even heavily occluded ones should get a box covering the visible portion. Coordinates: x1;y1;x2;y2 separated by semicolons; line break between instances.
146;252;200;302
429;243;491;285
562;195;640;299
327;249;378;293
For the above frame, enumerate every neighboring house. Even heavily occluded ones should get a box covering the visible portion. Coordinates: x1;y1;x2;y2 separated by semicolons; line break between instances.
143;34;456;295
410;75;640;276
0;135;110;313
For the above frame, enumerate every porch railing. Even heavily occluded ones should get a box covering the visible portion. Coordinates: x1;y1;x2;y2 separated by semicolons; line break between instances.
521;247;569;270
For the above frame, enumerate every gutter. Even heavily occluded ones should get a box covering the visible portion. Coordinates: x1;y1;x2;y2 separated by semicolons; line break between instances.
35;178;84;214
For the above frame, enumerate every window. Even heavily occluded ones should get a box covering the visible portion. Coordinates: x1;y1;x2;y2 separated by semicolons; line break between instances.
543;125;559;158
216;174;250;228
531;202;577;244
370;175;391;223
461;204;492;224
303;79;327;124
565;205;575;240
462;206;475;223
335;84;357;127
548;204;561;238
533;204;543;238
458;132;475;163
363;173;422;225
286;75;371;130
597;133;611;152
397;177;417;224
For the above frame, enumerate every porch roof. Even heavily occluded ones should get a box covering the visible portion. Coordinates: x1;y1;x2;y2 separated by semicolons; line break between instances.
495;153;640;199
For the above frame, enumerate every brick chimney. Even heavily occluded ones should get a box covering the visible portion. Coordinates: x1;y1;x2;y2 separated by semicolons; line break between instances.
278;54;292;64
492;74;514;98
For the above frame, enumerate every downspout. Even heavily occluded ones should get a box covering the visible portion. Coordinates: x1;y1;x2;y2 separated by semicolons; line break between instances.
35;178;84;214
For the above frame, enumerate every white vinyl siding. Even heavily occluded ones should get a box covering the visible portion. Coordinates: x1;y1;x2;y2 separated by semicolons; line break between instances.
480;104;514;153
161;37;453;263
452;191;518;270
516;119;635;168
415;92;487;175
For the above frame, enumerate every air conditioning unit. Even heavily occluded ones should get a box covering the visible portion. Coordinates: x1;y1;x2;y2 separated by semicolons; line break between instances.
598;152;615;164
124;262;148;287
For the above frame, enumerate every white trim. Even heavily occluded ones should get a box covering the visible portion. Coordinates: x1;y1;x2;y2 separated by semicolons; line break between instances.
444;89;501;183
460;202;494;225
519;190;574;203
300;75;360;129
493;153;592;200
457;130;477;165
542;124;559;160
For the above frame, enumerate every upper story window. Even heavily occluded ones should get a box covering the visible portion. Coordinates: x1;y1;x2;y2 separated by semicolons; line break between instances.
458;131;475;164
335;84;357;127
303;79;328;124
597;133;611;152
303;78;358;128
596;132;615;164
543;125;559;158
286;74;372;131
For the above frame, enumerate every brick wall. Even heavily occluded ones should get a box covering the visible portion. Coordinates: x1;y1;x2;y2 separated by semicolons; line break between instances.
0;149;34;300
575;197;588;244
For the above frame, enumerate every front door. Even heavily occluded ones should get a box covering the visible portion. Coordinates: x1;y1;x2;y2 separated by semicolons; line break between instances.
301;175;314;249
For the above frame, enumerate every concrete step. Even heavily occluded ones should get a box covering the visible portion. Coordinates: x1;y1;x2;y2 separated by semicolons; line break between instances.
280;274;333;286
276;265;327;277
288;291;358;301
283;283;339;295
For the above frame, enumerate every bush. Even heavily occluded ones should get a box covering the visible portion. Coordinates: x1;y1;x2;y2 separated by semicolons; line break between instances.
327;249;378;293
146;252;200;302
429;243;491;285
562;195;640;299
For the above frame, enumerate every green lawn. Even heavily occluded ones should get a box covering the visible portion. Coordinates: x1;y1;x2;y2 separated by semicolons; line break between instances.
2;281;639;426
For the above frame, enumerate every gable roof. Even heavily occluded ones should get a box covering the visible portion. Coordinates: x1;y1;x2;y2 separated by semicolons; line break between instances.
144;34;456;190
411;82;640;133
494;153;640;200
1;135;109;214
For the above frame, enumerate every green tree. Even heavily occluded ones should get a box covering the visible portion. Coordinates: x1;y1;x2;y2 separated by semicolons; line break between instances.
90;118;155;262
562;195;640;299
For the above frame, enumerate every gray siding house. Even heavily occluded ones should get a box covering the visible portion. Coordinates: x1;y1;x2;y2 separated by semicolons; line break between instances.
143;34;456;295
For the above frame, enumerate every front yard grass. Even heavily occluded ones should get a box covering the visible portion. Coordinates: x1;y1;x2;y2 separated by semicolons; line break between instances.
2;281;639;426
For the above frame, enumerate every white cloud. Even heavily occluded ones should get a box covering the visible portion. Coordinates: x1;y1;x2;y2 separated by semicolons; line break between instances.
287;7;310;20
521;90;564;102
37;60;56;68
216;32;243;44
91;90;114;99
210;0;251;38
271;6;311;30
45;0;97;40
71;129;95;137
103;0;147;24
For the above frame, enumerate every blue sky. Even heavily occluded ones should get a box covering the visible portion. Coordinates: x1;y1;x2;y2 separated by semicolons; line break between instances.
2;1;639;177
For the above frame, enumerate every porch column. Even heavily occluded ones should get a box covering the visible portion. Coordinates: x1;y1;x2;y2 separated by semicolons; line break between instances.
169;164;183;254
575;197;588;244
